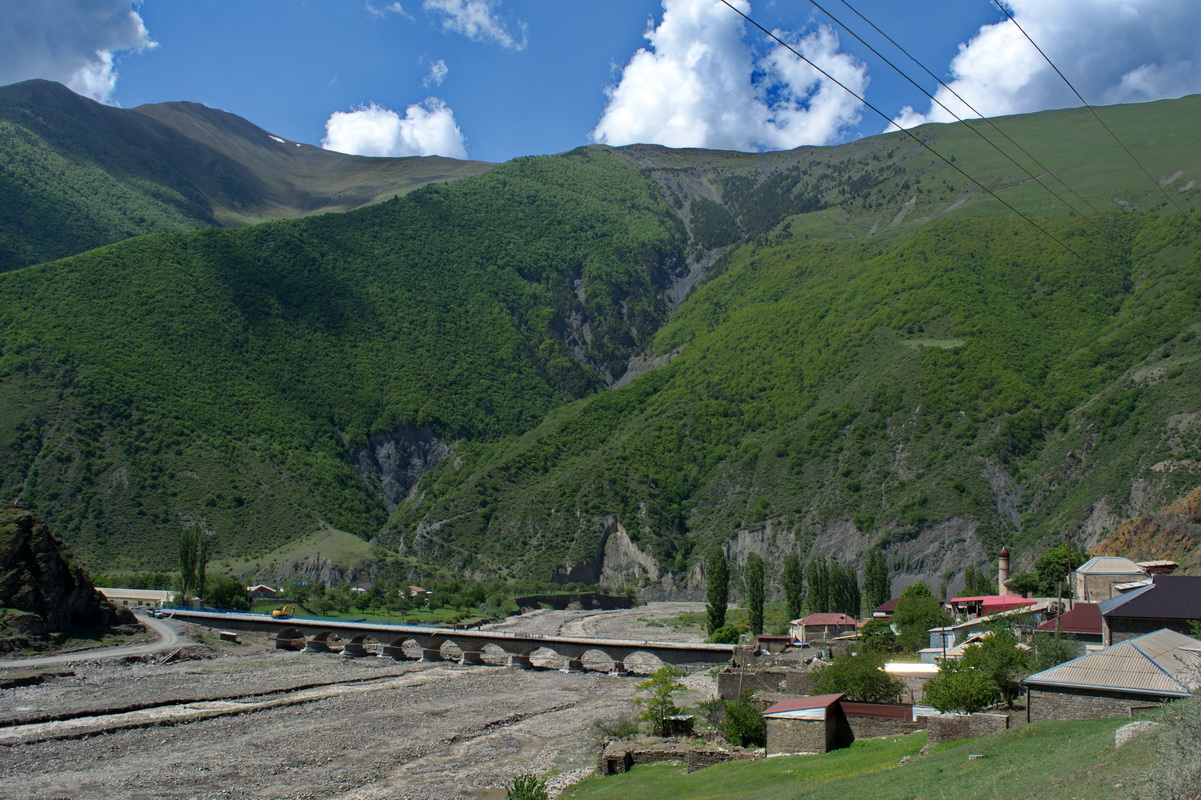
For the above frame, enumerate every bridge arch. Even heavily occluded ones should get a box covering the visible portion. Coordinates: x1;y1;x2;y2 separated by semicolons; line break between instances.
272;627;307;650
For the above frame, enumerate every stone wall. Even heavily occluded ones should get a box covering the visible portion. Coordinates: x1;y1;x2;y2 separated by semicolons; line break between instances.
926;713;1008;743
846;715;926;740
1105;616;1196;645
597;742;756;775
765;716;836;755
1027;686;1167;722
718;667;813;701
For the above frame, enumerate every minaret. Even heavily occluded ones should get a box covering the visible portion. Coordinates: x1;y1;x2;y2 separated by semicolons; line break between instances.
998;545;1010;596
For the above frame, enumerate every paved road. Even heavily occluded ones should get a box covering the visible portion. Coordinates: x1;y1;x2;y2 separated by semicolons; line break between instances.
0;614;184;670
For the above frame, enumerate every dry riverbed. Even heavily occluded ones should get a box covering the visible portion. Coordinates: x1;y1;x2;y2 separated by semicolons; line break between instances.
0;602;715;800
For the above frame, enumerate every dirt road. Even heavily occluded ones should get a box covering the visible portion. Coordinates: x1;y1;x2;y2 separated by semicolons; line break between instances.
0;603;712;800
0;614;182;670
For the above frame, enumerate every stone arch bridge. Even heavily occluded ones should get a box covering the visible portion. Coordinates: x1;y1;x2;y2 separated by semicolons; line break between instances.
165;609;737;672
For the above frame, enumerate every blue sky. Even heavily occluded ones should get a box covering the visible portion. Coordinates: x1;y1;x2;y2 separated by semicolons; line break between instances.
3;1;1200;164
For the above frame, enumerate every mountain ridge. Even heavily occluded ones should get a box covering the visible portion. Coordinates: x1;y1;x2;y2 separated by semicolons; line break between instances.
1;84;1199;594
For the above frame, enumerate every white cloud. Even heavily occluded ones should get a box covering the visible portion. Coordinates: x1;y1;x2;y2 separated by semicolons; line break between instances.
590;0;867;152
366;2;413;21
423;0;527;51
321;99;467;159
424;59;449;87
893;0;1201;128
0;0;155;103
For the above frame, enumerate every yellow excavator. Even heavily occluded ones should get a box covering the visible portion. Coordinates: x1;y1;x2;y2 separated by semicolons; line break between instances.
271;605;295;618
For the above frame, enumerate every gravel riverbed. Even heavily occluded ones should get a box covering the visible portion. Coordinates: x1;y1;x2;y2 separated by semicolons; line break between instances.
0;602;714;800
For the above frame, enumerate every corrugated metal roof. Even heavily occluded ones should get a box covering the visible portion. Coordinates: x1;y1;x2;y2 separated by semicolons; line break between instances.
762;694;844;716
1076;556;1146;575
1024;628;1201;697
1100;575;1201;620
795;613;858;626
1034;603;1102;635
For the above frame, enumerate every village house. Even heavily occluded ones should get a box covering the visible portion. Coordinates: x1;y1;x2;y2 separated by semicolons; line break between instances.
1033;602;1103;648
1024;628;1201;722
1071;556;1148;602
790;613;858;644
1099;574;1201;645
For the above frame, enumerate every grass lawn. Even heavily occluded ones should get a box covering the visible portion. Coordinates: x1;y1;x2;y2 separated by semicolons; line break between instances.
564;716;1161;800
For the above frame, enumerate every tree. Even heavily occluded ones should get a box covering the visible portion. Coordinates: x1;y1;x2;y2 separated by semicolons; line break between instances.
899;580;933;599
1031;543;1090;597
962;565;995;596
829;561;861;618
706;547;729;635
719;693;766;747
858;617;896;651
1028;631;1082;672
892;596;952;653
960;629;1030;706
634;665;686;736
782;553;804;621
811;651;905;702
707;624;741;644
745;553;765;635
805;558;831;613
863;547;890;610
178;527;209;603
206;575;249;610
923;661;999;713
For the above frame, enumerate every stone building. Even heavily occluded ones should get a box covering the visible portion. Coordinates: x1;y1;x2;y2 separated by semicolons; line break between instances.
1072;557;1147;603
763;694;925;755
1099;575;1201;645
1024;628;1201;722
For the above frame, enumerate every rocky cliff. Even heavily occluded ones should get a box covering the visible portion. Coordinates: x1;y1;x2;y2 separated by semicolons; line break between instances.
0;503;134;651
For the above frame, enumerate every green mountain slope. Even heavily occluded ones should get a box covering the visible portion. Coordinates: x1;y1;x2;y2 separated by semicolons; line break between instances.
0;90;1199;587
0;148;684;569
0;80;494;271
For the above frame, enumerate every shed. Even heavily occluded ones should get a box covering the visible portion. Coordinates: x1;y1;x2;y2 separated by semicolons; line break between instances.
1024;628;1201;722
763;695;925;754
763;694;848;754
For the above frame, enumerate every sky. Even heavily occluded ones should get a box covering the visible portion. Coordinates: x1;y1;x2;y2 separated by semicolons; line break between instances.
2;0;1200;164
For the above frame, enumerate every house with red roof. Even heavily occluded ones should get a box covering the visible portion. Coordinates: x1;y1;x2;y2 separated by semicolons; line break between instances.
790;613;858;644
1034;602;1103;646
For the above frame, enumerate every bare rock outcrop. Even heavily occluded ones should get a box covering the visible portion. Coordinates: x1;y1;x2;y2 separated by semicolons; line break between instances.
0;503;135;651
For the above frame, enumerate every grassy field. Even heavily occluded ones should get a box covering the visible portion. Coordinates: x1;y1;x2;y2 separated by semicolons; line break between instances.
563;715;1161;800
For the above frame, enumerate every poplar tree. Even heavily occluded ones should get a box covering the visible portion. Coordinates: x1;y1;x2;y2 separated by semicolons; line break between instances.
782;553;804;621
178;527;209;603
805;558;830;614
705;547;729;634
745;553;765;635
830;562;861;618
863;547;891;610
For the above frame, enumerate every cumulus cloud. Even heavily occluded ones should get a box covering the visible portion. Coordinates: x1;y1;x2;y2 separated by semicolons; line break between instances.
893;0;1201;128
423;0;527;51
321;99;467;158
424;59;449;87
590;0;866;152
0;0;155;103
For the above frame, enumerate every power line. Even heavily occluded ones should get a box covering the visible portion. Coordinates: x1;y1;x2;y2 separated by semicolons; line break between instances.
824;0;1110;222
715;0;1169;324
989;0;1188;217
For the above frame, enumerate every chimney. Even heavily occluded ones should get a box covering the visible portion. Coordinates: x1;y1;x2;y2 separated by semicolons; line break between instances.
998;545;1010;596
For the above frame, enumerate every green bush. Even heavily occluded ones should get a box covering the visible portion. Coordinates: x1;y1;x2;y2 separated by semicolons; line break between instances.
506;774;549;800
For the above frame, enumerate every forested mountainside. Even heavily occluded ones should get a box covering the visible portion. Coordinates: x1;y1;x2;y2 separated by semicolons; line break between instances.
0;80;493;271
1;84;1198;593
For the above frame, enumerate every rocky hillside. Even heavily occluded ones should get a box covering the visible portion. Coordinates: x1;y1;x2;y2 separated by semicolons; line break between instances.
1095;485;1201;571
0;503;135;652
1;87;1200;594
